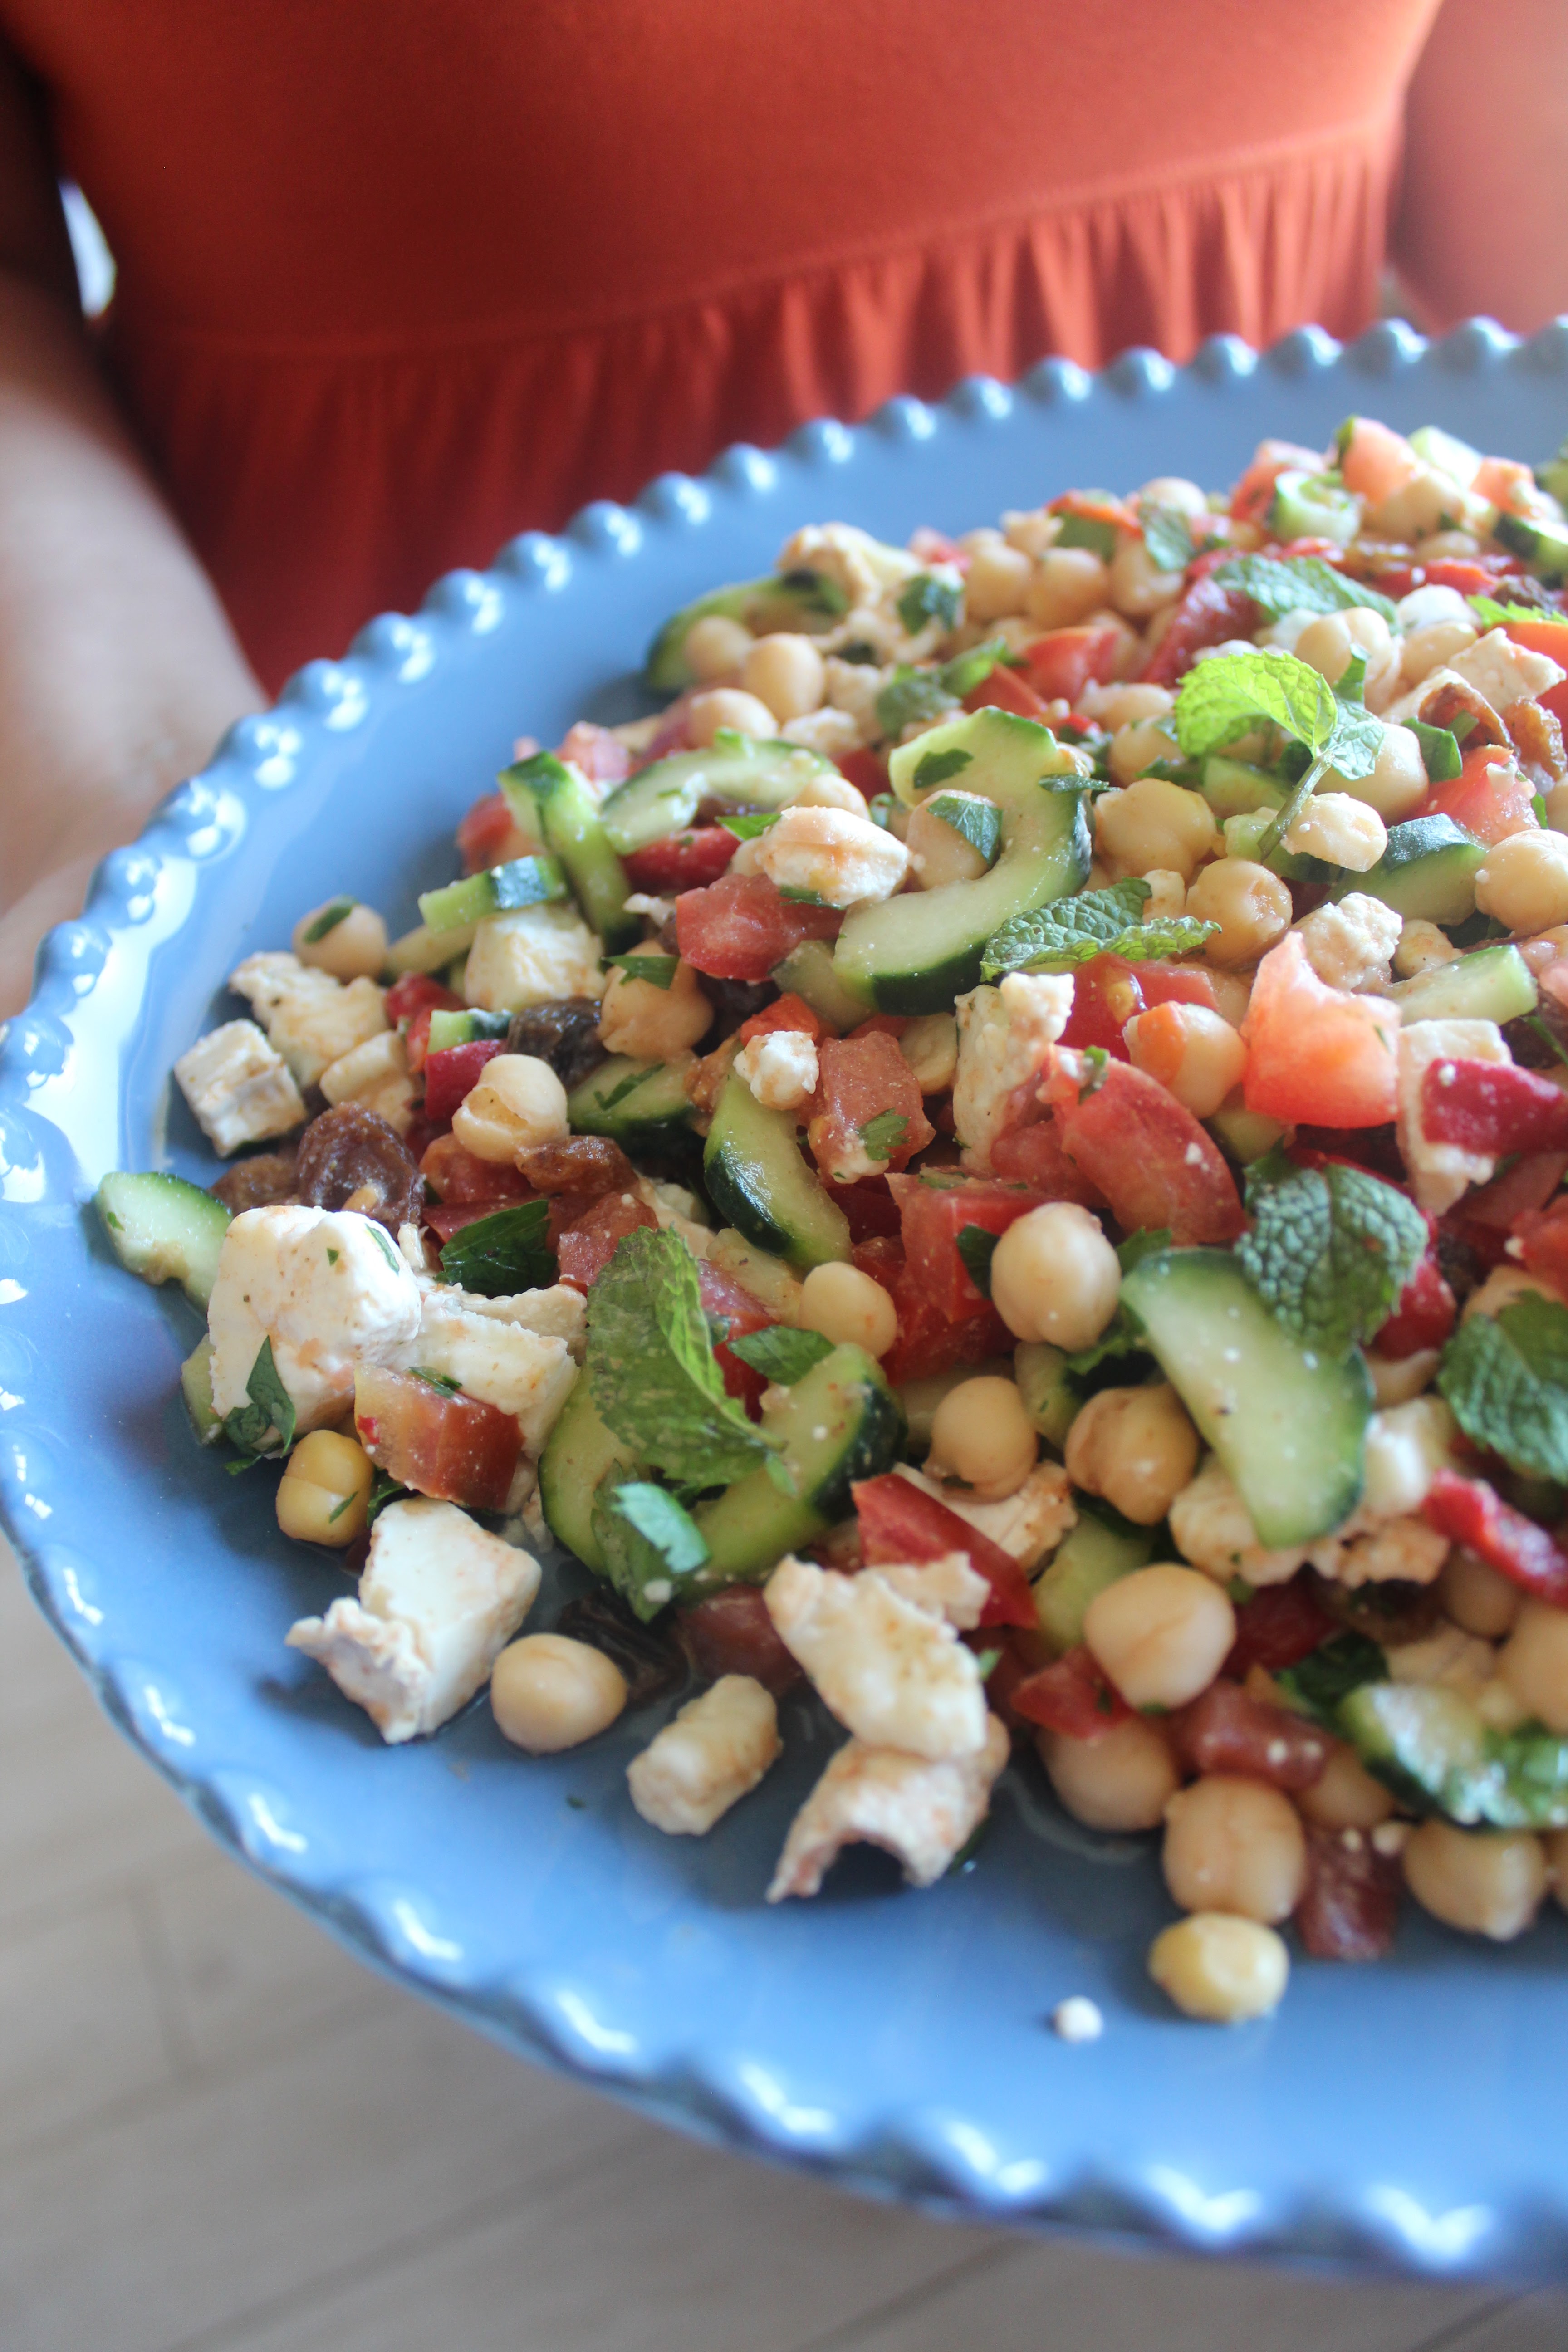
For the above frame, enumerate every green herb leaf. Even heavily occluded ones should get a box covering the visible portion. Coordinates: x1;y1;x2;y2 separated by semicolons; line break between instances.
302;897;355;943
1117;1228;1173;1274
1173;647;1337;763
727;1325;835;1385
956;1224;999;1297
867;793;897;831
876;667;958;739
365;1473;408;1524
1535;793;1551;828
897;572;963;636
1054;511;1119;560
1277;1631;1387;1725
326;1247;339;1267
592;1474;711;1619
940;639;1010;698
981;878;1219;977
1438;1292;1568;1483
857;1110;910;1163
1470;595;1564;630
718;811;781;842
605;955;678;989
593;1062;663;1114
926;794;1002;865
438;1200;556;1298
587;1226;773;1488
224;1338;297;1459
1409;718;1464;784
971;1646;1002;1680
1212;554;1397;627
410;1366;463;1396
367;1224;402;1272
776;566;851;618
1236;1148;1427;1359
912;746;973;792
1138;502;1196;576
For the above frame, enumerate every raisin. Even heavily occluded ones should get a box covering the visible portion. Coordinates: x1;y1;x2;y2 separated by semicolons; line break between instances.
294;1103;423;1231
505;999;606;1093
554;1589;688;1708
210;1147;299;1212
514;1137;637;1195
697;975;775;1042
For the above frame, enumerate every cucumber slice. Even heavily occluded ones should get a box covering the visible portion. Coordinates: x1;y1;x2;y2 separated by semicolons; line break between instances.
1492;509;1568;583
598;734;833;855
1222;808;1319;882
1341;813;1487;925
501;752;637;952
568;1056;693;1144
1120;1247;1372;1547
95;1172;231;1309
387;919;479;975
1032;1504;1156;1654
1013;1341;1084;1449
417;854;569;935
426;1008;510;1054
703;1072;850;1270
180;1337;223;1445
644;573;848;694
1207;1103;1290;1167
539;1372;638;1570
1409;425;1484;491
1200;757;1285;821
838;709;1091;1013
692;1344;906;1584
1341;1681;1568;1830
1390;942;1538;1027
1268;470;1359;547
770;937;872;1033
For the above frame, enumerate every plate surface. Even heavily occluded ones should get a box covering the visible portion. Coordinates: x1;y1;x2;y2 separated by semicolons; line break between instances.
6;318;1568;2280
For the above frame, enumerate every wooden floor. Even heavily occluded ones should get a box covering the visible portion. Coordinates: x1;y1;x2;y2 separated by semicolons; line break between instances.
2;1543;1563;2352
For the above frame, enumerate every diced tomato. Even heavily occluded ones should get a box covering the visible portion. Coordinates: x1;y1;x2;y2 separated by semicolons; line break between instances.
622;827;737;892
1474;455;1537;511
1420;1057;1568;1156
354;1362;520;1512
1059;953;1145;1057
909;525;965;567
456;792;531;875
1049;488;1136;538
404;1004;437;1075
1420;743;1539;845
964;662;1051;721
1372;1250;1456;1359
1241;931;1399;1129
385;973;464;1028
1424;554;1518;597
676;871;841;981
1139;962;1220;1014
836;747;887;800
1515;1196;1568;1301
1167;1679;1330;1790
1140;576;1259;687
697;1258;775;1414
1054;1055;1244;1243
1224;1574;1338;1676
555;720;633;786
422;1038;508;1123
1465;1150;1568;1231
1499;616;1568;735
1019;623;1127;706
888;1170;1045;1322
1423;1470;1568;1606
1296;1827;1401;1962
735;993;826;1046
1229;439;1327;524
1337;416;1419;505
556;1192;658;1291
1009;1644;1132;1738
825;1175;902;1240
423;1196;536;1243
807;1032;933;1182
420;1133;529;1204
677;1586;802;1695
852;1470;1037;1629
989;1118;1104;1201
637;698;695;765
853;1236;1013;1383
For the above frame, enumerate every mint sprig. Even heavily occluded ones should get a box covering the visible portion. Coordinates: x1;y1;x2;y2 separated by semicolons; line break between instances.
1212;554;1397;627
593;1475;710;1620
1173;646;1383;862
1438;1292;1568;1484
981;877;1217;977
1236;1147;1426;1359
728;1325;835;1385
586;1227;773;1489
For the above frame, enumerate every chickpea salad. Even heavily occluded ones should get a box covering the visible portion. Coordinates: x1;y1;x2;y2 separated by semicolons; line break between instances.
96;411;1568;2026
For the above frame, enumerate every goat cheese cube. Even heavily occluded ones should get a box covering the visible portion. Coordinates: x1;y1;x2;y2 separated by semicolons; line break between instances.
953;972;1075;1172
319;1029;415;1133
174;1019;305;1156
389;1295;576;1455
1397;1018;1512;1212
1449;627;1565;715
767;1715;1009;1900
207;1204;422;1433
867;1552;990;1630
229;952;388;1088
1295;894;1401;993
775;522;919;608
753;804;909;908
895;1460;1076;1572
286;1497;539;1742
463;904;605;1013
734;1029;819;1112
626;1675;781;1835
764;1554;988;1760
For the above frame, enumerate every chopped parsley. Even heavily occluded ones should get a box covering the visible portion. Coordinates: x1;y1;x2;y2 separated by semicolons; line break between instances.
604;955;679;989
955;1224;999;1298
301;897;356;943
856;1110;910;1163
911;746;973;792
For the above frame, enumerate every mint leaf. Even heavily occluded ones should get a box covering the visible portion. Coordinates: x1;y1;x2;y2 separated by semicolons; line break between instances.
1409;718;1464;784
1138;502;1196;575
926;794;1002;865
224;1338;297;1459
1174;648;1337;763
897;572;963;636
956;1225;998;1297
1236;1150;1426;1358
719;811;781;841
981;879;1219;977
1322;652;1384;782
587;1226;772;1488
1213;555;1396;627
439;1200;556;1298
728;1325;835;1384
1438;1293;1568;1482
1470;594;1563;629
877;667;957;739
857;1110;909;1163
302;897;355;943
604;955;678;989
912;747;972;792
1277;1632;1386;1726
593;1474;710;1620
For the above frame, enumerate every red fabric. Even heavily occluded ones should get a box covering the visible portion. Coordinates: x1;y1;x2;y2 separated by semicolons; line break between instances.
2;1;1438;689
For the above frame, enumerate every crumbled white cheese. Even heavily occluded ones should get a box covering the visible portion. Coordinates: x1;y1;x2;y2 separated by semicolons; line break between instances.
319;1029;415;1134
896;1461;1077;1573
867;1552;990;1630
229;951;387;1088
626;1675;781;1835
1449;627;1565;715
1050;1996;1104;2044
1396;1018;1512;1213
767;1717;1009;1899
207;1205;421;1432
734;1029;819;1111
779;706;866;761
463;903;606;1013
775;522;920;607
764;1554;988;1760
173;1020;305;1156
952;972;1075;1172
1295;894;1401;993
390;1294;577;1456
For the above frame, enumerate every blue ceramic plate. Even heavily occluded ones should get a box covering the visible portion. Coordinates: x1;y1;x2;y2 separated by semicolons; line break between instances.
7;318;1568;2280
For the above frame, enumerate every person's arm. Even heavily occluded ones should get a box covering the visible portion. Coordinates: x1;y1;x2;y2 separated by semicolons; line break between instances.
0;40;261;1014
1393;0;1568;334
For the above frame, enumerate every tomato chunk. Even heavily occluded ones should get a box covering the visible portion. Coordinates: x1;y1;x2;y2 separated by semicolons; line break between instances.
385;973;464;1027
1010;1645;1132;1737
963;663;1051;721
1420;1057;1568;1155
1421;744;1538;845
1059;953;1144;1058
1422;1470;1568;1606
808;1032;933;1182
988;1118;1103;1200
697;1258;776;1414
1372;1249;1456;1359
1515;1196;1568;1301
1021;622;1127;706
1168;1679;1330;1790
888;1170;1044;1321
735;992;826;1046
423;1039;507;1123
354;1362;520;1512
555;720;632;786
1054;1056;1244;1243
420;1133;529;1204
1224;1574;1338;1676
1241;931;1399;1129
457;792;531;875
556;1192;658;1291
825;1175;902;1240
1296;1826;1401;1962
678;1587;802;1694
623;827;737;892
852;1237;1012;1383
1229;439;1327;524
676;871;841;981
1140;576;1258;687
852;1470;1036;1630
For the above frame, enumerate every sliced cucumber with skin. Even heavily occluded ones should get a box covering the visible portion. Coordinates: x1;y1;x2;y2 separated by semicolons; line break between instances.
838;709;1091;1014
1013;1341;1084;1450
703;1072;850;1270
1340;1680;1568;1830
1200;757;1285;822
539;1372;638;1571
1032;1504;1156;1655
417;854;569;935
598;733;833;855
568;1056;693;1144
181;1336;223;1445
95;1172;230;1310
387;919;478;975
1207;1103;1290;1168
501;752;637;952
426;1007;511;1054
1340;814;1487;925
644;573;848;695
1120;1248;1372;1547
1492;508;1568;583
1409;425;1485;491
691;1345;906;1586
770;937;872;1033
1390;941;1538;1027
1268;470;1359;547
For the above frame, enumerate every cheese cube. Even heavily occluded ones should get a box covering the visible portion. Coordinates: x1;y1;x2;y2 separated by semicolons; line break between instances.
627;1676;781;1835
229;951;387;1087
764;1554;988;1760
768;1716;1009;1899
207;1204;422;1432
174;1019;305;1155
463;904;606;1013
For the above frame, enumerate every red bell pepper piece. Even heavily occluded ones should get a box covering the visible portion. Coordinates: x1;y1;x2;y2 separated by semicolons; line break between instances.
851;1470;1037;1630
963;662;1051;721
1021;622;1127;706
1009;1644;1132;1738
1140;576;1259;687
1372;1250;1456;1359
1423;1469;1568;1607
384;972;464;1027
1419;1058;1568;1155
422;1038;507;1123
1224;1573;1338;1676
622;826;737;892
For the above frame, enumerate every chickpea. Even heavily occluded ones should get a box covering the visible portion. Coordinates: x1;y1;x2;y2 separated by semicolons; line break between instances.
687;686;778;745
1024;546;1109;629
1107;718;1181;788
906;791;995;888
799;1262;899;1361
1499;1599;1568;1734
1295;1742;1396;1832
1163;1775;1308;1924
292;899;389;982
1135;475;1210;521
1065;1384;1199;1526
597;958;714;1060
1440;1548;1522;1641
899;1011;958;1093
1186;857;1293;967
1108;534;1185;620
1095;776;1219;881
276;1429;375;1547
1295;608;1400;706
1403;1820;1547;1940
1148;1913;1290;2023
1414;528;1482;562
1140;868;1186;920
1125;1002;1247;1119
1475;830;1568;936
988;1201;1121;1350
1283;792;1387;873
1327;724;1428;822
786;767;868;813
1204;968;1253;1028
1078;681;1173;732
451;1052;570;1162
927;1375;1038;1501
1400;616;1478;685
684;613;754;681
742;633;827;723
1038;1715;1178;1832
1365;1345;1441;1408
1083;1563;1235;1710
963;539;1033;621
491;1634;628;1754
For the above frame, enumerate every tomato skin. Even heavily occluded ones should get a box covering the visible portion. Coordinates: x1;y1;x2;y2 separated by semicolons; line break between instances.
1054;1057;1244;1243
556;1193;658;1291
963;662;1050;720
354;1363;520;1512
807;1032;933;1182
622;827;737;892
1297;1825;1401;1961
1010;1645;1132;1737
1373;1250;1456;1359
989;1118;1103;1200
1020;623;1125;705
735;992;826;1046
852;1236;1012;1383
1059;953;1143;1057
1241;932;1399;1129
1140;576;1259;687
386;974;464;1030
888;1170;1045;1321
678;1587;803;1693
676;872;841;981
852;1470;1037;1629
1224;1574;1337;1677
422;1038;507;1123
456;792;531;876
1420;743;1539;845
420;1133;529;1204
836;747;887;800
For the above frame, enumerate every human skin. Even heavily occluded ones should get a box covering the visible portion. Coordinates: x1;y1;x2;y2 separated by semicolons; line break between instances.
0;0;1563;1016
